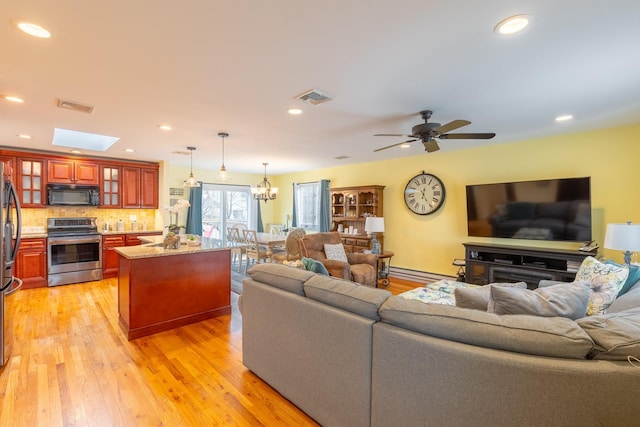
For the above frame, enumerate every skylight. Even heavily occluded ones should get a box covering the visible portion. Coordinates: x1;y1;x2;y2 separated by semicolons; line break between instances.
52;128;120;152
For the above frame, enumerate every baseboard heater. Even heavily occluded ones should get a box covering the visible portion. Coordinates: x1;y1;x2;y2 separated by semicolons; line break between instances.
389;267;452;285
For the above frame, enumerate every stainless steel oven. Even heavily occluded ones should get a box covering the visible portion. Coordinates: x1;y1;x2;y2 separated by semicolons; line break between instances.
47;217;102;287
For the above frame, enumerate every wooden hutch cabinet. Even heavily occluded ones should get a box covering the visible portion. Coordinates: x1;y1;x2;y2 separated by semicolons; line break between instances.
330;185;384;252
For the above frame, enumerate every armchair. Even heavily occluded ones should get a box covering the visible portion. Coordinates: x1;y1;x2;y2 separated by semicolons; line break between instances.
298;231;379;287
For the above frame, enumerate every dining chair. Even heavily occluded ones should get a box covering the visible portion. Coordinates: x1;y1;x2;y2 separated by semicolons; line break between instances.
269;224;284;235
242;229;269;273
227;227;247;272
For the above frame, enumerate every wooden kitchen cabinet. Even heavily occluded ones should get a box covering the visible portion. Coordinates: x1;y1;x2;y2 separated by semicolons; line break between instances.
16;237;47;289
122;167;159;208
17;158;46;207
48;159;99;185
100;165;121;208
102;234;126;279
0;155;16;182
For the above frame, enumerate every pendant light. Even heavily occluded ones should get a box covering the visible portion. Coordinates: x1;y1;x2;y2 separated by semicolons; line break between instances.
183;146;200;187
251;162;278;202
216;132;231;182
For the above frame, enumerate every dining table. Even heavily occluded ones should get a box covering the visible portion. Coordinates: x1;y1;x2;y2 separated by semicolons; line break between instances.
255;232;287;262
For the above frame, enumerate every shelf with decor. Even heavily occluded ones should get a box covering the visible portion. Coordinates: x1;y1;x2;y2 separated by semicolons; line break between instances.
330;185;384;252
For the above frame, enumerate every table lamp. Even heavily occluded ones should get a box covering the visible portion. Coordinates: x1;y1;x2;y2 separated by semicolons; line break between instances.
604;221;640;264
365;217;385;254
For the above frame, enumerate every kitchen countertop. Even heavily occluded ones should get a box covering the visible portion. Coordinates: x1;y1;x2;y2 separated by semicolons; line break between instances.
101;229;164;235
114;235;226;259
20;233;48;239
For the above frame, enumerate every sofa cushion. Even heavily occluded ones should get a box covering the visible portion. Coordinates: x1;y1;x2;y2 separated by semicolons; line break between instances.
606;260;640;296
303;275;391;321
488;281;591;320
379;296;594;359
577;307;640;360
575;256;629;315
455;282;526;311
301;257;329;275
324;243;348;263
607;280;640;313
247;263;316;296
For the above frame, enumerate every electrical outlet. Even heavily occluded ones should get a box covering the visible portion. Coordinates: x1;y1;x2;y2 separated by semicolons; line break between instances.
129;214;137;221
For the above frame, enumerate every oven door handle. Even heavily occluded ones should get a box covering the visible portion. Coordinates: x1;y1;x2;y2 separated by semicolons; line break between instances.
48;237;102;245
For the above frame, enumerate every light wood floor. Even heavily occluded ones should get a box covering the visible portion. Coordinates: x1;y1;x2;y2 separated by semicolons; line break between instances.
0;276;417;426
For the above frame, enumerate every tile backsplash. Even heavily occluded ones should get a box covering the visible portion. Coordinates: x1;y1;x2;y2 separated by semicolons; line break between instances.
22;208;161;232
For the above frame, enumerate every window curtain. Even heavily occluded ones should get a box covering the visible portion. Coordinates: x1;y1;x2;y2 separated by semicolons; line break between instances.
291;182;298;227
256;200;264;232
185;184;203;235
319;179;331;232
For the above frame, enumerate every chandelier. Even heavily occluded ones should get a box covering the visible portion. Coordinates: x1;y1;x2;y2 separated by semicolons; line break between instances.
251;162;278;202
216;132;231;182
183;146;200;187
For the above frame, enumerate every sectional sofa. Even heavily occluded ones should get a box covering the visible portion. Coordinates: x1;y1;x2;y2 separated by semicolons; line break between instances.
239;263;640;427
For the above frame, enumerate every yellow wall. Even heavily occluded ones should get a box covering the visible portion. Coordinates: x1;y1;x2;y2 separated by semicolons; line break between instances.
271;123;640;276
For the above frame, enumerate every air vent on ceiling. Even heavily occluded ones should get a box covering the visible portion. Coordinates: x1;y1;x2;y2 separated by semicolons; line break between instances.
57;99;95;114
294;88;334;105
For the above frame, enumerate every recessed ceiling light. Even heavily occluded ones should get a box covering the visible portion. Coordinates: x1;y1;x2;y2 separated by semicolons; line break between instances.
4;95;24;103
158;124;172;131
400;143;412;148
287;108;303;115
16;22;51;38
123;148;135;153
494;14;530;35
17;134;33;139
555;114;574;122
70;150;82;154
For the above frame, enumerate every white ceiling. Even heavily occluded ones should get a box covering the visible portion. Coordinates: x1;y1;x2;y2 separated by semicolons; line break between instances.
1;1;639;175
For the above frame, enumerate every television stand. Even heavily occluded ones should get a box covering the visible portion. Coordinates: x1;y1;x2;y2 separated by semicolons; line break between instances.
463;242;592;289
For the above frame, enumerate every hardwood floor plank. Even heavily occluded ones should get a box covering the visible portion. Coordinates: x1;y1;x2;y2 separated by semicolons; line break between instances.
1;275;421;426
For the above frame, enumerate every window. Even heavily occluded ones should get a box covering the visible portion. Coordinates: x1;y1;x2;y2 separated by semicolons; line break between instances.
201;184;257;244
294;181;321;232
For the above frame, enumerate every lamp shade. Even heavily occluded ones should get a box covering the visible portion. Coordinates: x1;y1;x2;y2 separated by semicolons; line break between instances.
604;222;640;252
365;217;385;234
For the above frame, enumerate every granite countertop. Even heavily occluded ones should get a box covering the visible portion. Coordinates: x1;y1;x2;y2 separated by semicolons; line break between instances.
101;229;164;235
21;233;48;239
114;235;227;259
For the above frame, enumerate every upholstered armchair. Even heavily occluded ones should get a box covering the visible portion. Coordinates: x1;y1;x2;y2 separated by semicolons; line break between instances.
298;231;379;287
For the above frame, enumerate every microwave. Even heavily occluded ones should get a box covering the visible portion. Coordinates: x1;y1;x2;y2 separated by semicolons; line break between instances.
47;184;100;206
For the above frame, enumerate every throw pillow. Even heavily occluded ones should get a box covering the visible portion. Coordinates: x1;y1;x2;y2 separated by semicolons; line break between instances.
324;243;348;263
575;256;629;315
455;282;527;311
488;281;591;320
301;257;329;275
605;260;640;296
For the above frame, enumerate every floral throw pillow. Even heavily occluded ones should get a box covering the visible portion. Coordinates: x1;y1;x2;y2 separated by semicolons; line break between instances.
575;256;629;316
324;243;348;263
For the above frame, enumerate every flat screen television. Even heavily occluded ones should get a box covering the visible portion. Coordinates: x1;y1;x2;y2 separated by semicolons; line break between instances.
466;177;592;242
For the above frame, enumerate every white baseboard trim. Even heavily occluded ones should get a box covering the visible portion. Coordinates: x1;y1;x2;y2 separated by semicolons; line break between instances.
389;267;453;284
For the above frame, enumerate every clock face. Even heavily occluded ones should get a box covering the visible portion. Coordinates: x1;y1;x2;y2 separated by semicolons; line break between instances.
404;172;446;215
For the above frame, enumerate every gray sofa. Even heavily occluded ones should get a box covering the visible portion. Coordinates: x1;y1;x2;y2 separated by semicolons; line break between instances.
240;263;640;427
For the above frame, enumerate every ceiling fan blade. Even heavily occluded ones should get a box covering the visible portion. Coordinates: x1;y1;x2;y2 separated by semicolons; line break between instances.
439;132;496;140
374;133;414;138
435;119;471;134
422;139;440;152
373;139;417;152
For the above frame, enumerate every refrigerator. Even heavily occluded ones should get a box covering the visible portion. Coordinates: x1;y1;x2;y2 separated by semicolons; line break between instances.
1;162;23;370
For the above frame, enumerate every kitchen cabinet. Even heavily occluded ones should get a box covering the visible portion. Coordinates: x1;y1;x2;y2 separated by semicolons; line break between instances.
100;165;121;208
47;159;99;185
122;167;159;208
16;237;47;289
103;232;162;278
17;158;45;207
102;234;125;279
0;155;16;182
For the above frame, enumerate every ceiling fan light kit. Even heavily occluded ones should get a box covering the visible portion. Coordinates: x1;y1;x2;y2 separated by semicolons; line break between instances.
374;109;496;153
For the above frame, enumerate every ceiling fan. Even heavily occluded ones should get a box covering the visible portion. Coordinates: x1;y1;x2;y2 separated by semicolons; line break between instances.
374;110;496;153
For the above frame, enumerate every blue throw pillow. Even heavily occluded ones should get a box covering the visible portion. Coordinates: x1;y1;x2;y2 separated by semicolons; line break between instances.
301;257;329;276
606;260;640;296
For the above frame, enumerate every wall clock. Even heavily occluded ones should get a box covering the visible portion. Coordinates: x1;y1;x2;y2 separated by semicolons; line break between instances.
404;171;446;215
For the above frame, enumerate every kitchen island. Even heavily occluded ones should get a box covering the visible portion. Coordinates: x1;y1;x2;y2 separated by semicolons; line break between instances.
115;236;230;340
